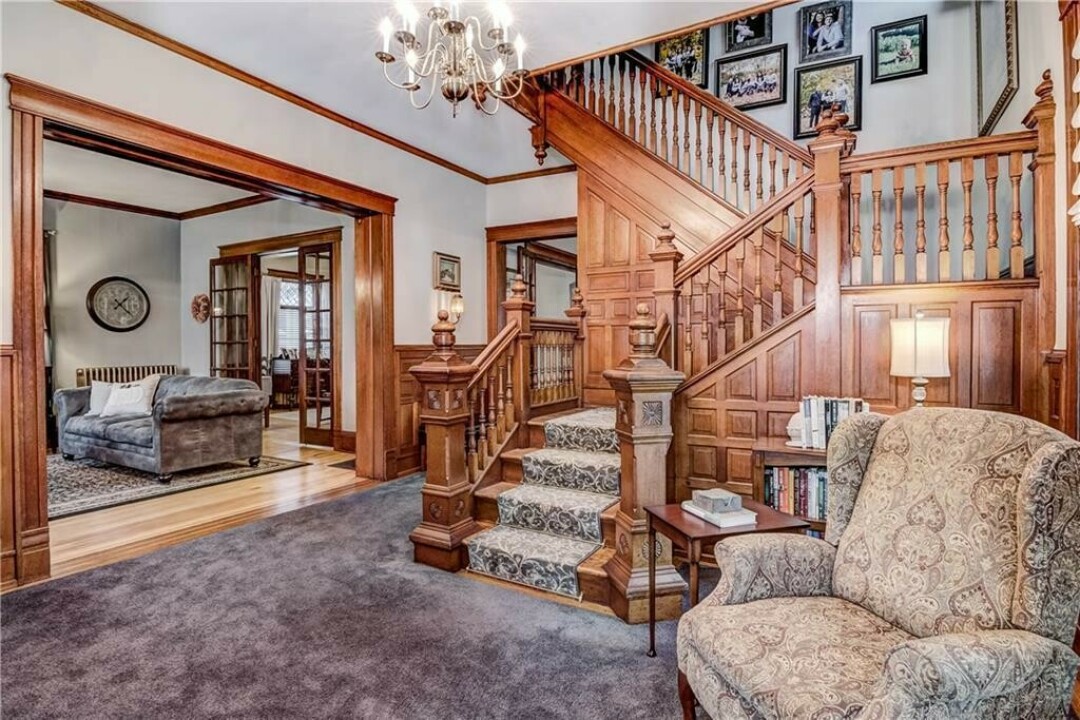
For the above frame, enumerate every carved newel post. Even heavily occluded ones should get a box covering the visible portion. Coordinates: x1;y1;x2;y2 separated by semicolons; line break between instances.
408;310;479;571
603;304;688;623
565;286;586;400
648;222;683;368
504;275;535;443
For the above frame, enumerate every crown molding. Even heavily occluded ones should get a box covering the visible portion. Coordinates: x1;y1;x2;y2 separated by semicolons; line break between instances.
484;164;577;185
44;188;180;219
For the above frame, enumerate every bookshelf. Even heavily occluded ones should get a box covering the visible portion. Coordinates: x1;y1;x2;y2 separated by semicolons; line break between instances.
751;439;828;534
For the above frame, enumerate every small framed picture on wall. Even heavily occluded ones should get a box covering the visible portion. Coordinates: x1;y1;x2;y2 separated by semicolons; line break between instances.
654;29;710;89
725;12;772;53
432;252;462;292
715;46;787;111
793;57;862;139
871;16;928;83
799;0;853;63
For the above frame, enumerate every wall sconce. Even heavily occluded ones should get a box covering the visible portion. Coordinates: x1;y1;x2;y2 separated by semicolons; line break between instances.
890;311;951;407
449;293;465;325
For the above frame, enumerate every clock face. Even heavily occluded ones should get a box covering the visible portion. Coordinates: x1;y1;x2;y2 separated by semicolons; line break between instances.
86;277;151;332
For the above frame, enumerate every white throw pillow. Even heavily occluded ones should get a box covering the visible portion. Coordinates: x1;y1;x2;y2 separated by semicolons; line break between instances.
86;381;114;417
100;375;162;418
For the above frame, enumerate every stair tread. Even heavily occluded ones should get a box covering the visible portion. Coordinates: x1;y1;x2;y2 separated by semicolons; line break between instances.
475;481;518;500
527;406;605;428
525;447;621;466
500;483;618;513
499;448;532;462
543;407;617;430
466;525;600;559
466;525;602;598
522;448;621;496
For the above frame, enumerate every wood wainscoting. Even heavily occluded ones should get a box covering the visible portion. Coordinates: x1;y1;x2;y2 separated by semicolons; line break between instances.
393;344;484;477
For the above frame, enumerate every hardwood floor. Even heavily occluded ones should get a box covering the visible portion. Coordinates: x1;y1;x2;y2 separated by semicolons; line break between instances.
40;412;372;584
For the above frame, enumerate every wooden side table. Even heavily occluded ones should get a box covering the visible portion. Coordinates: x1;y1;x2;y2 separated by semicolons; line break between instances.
644;500;810;657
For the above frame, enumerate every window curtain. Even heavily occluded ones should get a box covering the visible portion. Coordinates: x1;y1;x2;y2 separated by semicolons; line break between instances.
261;276;282;372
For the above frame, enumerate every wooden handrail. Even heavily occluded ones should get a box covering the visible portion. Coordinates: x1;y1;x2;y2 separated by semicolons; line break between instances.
841;131;1038;173
620;50;813;167
675;172;816;285
653;311;672;359
467;319;520;391
531;318;578;332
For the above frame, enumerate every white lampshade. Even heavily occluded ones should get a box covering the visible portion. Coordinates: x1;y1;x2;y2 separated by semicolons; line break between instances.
890;316;951;378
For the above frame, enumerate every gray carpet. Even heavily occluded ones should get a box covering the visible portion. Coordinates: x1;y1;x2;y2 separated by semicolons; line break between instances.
1;475;707;720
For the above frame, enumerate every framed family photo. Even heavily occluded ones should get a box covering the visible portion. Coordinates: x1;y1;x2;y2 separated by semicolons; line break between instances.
725;12;772;53
793;57;862;139
655;29;710;88
799;0;852;63
715;46;787;111
432;252;462;292
871;15;927;83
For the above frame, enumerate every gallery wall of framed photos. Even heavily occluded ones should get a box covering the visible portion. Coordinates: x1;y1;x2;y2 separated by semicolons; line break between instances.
640;1;1008;152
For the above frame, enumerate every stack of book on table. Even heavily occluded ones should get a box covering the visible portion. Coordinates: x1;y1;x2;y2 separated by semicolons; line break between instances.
681;488;756;528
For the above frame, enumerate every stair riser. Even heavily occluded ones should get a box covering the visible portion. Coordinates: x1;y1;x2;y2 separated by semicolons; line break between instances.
543;423;619;454
466;544;584;598
501;455;523;484
497;496;609;544
523;455;620;496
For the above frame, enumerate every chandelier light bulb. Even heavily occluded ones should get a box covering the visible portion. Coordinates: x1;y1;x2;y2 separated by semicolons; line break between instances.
405;48;418;68
466;24;475;49
514;34;525;67
379;17;394;54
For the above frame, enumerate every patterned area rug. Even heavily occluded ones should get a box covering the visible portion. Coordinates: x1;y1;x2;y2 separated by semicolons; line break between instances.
47;454;308;519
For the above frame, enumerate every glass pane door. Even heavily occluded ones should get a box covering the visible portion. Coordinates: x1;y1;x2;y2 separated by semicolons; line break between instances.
209;256;257;380
298;244;334;446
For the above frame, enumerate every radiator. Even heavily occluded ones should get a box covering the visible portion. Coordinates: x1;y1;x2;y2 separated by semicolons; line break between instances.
75;365;187;387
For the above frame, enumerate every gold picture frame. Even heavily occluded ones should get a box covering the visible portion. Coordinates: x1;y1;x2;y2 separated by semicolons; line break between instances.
975;0;1018;136
432;251;462;292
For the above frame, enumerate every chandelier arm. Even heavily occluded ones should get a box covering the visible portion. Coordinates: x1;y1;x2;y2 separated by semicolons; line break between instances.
382;61;423;91
484;73;526;101
410;73;441;110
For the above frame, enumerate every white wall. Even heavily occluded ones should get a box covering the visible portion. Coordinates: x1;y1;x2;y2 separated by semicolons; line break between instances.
44;200;181;388
179;200;360;431
485;171;578;226
0;1;488;350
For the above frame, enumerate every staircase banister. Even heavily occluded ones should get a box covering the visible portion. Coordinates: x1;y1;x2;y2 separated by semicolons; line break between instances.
531;317;578;332
467;319;521;392
674;172;816;285
840;131;1038;174
619;49;813;167
653;311;672;359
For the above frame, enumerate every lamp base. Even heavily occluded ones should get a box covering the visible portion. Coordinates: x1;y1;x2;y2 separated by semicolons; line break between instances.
911;377;929;407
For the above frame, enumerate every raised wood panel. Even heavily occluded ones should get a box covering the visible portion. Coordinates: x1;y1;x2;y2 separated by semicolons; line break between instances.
725;410;757;439
971;301;1023;412
850;305;899;409
1;347;16;590
766;336;800;402
725;361;756;401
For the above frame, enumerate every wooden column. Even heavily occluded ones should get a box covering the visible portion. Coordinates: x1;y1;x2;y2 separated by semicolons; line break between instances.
603;305;687;624
565;286;587;401
648;222;684;369
1022;70;1058;426
807;109;856;397
408;311;480;571
503;275;535;444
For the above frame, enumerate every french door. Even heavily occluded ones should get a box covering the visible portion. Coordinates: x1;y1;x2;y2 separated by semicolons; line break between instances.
298;243;334;446
209;255;258;380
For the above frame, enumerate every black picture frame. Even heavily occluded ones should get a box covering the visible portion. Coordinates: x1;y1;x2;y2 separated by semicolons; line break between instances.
714;45;788;111
725;11;773;53
871;15;928;83
793;57;862;139
799;0;853;63
654;28;710;89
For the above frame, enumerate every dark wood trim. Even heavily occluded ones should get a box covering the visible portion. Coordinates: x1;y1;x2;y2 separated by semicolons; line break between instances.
524;242;577;270
7;75;397;217
1;345;18;591
43;188;180;219
1063;1;1080;440
1045;350;1068;433
485;216;578;243
56;0;487;184
485;165;577;185
333;430;356;454
219;226;342;257
264;268;299;280
178;194;274;221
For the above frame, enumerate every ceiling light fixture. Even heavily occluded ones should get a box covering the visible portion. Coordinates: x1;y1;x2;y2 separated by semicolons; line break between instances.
376;1;528;117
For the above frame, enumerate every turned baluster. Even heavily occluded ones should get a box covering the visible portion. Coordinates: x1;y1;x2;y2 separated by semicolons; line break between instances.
670;89;680;169
587;61;596;115
783;155;793;188
694;101;703;186
718;119;727;199
476;378;489;462
660;85;668;161
849;171;863;285
793;194;806;307
504;343;516;426
638;67;648;148
773;211;784;325
871;169;884;284
466;387;479;481
742;130;752;211
495;359;507;435
717;260;729;356
734;244;747;347
755;136;765;209
617;56;627;133
649;74;658;155
597;60;607;122
961;156;976;280
487;371;499;448
683;282;694;371
752;226;764;335
768;145;777;200
985;155;1000;280
730;125;739;203
914;163;928;282
1009;151;1024;278
627;64;637;143
892;166;906;283
608;56;617;126
937;160;951;281
682;93;692;177
706;112;715;193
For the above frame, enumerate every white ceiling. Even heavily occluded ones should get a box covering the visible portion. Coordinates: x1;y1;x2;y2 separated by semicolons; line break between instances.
44;141;252;213
95;1;755;178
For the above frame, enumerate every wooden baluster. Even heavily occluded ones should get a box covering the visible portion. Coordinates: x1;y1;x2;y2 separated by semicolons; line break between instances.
937;159;951;281
755;136;765;209
477;377;489;462
597;59;607;122
808;195;817;257
504;344;515;426
752;226;763;335
701;277;713;365
914;163;928;282
670;89;680;169
717;259;728;356
1009;151;1024;278
638;67;648;148
682;93;692;176
627;64;637;142
617;56;627;134
892;165;906;283
742;129;752;211
734;243;746;346
768;145;777;200
706;112;715;193
694;101;703;186
466;387;478;481
608;56;617;126
587;61;596;115
718;119;727;200
793;193;806;307
730;125;739;204
773;210;785;324
487;371;498;449
871;169;884;284
961;156;976;280
849;171;862;285
783;154;793;189
985;155;1000;280
660;84;668;161
495;361;507;440
683;280;694;371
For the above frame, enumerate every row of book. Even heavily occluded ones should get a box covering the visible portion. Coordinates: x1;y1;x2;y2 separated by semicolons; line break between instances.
797;396;871;450
764;466;828;521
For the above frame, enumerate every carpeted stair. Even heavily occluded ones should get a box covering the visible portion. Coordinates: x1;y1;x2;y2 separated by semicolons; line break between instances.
465;408;620;599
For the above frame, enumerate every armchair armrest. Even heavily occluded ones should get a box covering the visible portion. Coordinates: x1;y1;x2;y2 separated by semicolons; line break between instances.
154;390;267;422
862;630;1080;717
703;534;835;607
54;387;91;428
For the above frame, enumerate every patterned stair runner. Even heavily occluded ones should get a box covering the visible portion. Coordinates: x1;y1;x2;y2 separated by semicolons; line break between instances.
466;408;619;598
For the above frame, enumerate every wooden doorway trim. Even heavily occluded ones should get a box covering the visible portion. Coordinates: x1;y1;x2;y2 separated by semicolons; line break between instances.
6;77;397;588
220;227;344;447
484;216;577;339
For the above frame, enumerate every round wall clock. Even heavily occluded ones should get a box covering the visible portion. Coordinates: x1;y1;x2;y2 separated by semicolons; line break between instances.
86;276;151;332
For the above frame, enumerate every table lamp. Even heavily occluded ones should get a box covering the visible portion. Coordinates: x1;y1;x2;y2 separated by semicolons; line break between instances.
889;311;950;407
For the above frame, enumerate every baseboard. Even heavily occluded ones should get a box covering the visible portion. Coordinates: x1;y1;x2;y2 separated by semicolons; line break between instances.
333;430;356;453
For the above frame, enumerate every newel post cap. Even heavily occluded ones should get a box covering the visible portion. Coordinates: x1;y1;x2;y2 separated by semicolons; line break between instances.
565;286;586;320
629;303;657;358
649;222;684;264
503;273;535;313
432;309;457;352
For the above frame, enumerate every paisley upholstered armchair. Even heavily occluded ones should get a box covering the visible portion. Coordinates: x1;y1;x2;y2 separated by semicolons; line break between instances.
677;408;1080;719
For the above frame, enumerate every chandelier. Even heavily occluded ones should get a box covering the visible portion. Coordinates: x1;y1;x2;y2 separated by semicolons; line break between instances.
376;1;528;116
